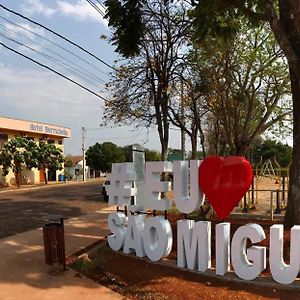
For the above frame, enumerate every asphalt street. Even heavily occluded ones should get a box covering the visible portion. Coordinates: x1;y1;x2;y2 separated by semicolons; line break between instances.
0;180;108;239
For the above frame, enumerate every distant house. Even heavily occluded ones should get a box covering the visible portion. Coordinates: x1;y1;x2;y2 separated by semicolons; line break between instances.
64;156;89;180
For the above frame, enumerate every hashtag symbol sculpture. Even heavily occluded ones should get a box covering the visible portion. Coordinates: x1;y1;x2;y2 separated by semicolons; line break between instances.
106;162;137;206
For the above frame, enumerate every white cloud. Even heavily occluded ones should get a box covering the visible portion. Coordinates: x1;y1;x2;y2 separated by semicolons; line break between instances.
56;0;108;26
0;66;178;155
3;22;46;40
0;66;101;118
0;22;46;56
0;65;106;154
21;0;56;18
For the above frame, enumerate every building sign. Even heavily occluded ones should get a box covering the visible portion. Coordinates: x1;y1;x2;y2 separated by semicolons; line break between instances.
29;123;69;136
106;158;300;285
0;116;71;138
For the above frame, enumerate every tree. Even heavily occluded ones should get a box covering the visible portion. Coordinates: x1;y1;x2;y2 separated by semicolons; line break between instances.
251;139;292;168
0;137;35;187
104;0;300;226
85;142;125;173
32;142;64;185
122;146;161;161
167;77;209;159
104;1;190;160
145;149;161;161
197;24;291;155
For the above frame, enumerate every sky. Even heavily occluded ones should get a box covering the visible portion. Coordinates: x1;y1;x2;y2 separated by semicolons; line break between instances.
0;0;185;156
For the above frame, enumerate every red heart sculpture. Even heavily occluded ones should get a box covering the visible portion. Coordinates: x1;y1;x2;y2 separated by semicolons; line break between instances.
198;156;253;219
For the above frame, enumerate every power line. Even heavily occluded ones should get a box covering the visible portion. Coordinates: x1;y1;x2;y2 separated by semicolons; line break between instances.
97;1;107;12
0;15;109;77
85;0;105;17
0;32;102;86
0;42;108;101
0;28;107;85
84;125;125;131
0;3;115;70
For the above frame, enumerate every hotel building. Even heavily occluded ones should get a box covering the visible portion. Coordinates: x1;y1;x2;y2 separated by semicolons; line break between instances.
0;116;71;186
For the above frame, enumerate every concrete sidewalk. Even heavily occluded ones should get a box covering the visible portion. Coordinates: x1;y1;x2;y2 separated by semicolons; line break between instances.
0;208;123;300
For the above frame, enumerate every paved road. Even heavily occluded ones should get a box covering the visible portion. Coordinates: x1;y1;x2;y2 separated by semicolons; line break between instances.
0;180;108;239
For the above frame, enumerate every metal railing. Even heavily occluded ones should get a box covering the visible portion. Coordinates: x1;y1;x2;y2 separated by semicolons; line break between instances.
236;189;288;220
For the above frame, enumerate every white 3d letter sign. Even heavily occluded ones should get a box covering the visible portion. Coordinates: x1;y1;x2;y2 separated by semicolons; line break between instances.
216;223;231;276
177;220;211;272
108;212;127;251
146;161;173;210
173;160;204;213
269;224;300;284
231;224;266;280
143;216;173;261
106;161;300;285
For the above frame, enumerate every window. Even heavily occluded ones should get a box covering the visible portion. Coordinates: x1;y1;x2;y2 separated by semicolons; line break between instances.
47;139;55;144
0;134;8;149
25;137;34;141
58;140;63;145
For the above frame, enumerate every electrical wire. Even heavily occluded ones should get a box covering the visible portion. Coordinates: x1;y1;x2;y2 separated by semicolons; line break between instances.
87;129;156;141
0;42;108;101
85;0;105;17
97;1;107;12
84;125;125;131
0;32;105;87
0;15;109;76
86;0;103;16
0;28;107;85
0;4;115;70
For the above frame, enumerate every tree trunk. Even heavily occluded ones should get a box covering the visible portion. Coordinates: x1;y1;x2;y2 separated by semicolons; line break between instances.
190;135;197;159
235;144;249;157
198;118;206;159
15;172;21;188
156;91;169;161
161;145;168;161
44;169;48;185
284;61;300;227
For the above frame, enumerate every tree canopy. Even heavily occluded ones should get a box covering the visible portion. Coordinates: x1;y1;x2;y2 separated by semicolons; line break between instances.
197;24;291;155
33;142;64;184
85;142;125;172
0;137;32;186
252;139;292;168
0;137;64;186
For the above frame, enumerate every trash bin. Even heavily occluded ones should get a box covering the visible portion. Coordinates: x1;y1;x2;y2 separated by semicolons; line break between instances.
58;174;64;182
43;216;66;270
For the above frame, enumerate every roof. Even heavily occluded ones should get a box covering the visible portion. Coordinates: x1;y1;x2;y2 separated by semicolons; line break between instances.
65;155;83;166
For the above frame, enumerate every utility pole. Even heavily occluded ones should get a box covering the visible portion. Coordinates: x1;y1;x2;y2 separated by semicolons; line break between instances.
82;126;86;182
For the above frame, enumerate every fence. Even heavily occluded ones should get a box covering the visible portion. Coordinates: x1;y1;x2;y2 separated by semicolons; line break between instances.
234;188;288;220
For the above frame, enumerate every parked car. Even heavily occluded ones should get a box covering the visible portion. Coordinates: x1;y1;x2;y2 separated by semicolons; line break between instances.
102;180;110;202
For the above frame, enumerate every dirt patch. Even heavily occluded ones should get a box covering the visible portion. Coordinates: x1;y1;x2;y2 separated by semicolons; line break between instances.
68;243;300;300
68;214;299;300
